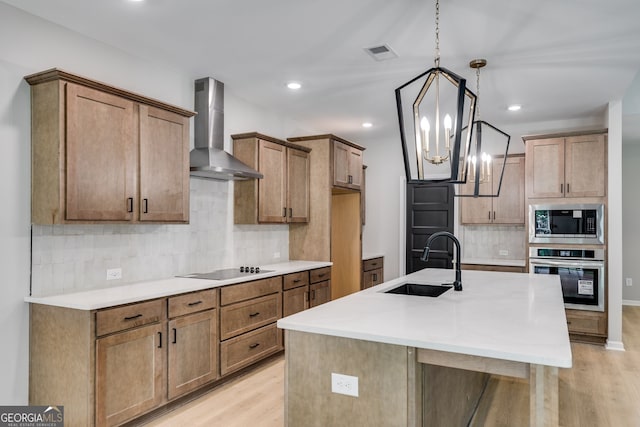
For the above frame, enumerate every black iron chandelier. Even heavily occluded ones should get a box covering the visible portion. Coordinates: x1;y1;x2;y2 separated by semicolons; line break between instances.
396;0;477;184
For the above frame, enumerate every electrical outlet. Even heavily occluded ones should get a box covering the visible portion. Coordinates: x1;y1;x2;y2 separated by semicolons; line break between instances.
331;373;359;397
273;252;280;259
626;278;633;287
106;268;122;280
499;249;509;256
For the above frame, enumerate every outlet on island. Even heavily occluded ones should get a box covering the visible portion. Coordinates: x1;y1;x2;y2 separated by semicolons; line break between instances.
499;249;509;256
331;373;359;397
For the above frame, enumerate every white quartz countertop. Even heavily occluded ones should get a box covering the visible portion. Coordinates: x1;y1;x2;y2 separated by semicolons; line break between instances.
25;260;331;310
278;268;572;368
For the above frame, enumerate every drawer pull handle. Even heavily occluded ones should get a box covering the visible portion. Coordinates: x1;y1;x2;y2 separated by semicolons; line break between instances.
249;343;260;349
293;279;301;283
187;301;202;306
124;314;143;321
172;328;177;344
567;321;572;325
249;312;260;318
371;263;377;266
318;273;326;278
158;332;162;348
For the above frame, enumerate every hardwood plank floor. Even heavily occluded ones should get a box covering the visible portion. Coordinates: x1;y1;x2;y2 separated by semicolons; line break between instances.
145;306;640;427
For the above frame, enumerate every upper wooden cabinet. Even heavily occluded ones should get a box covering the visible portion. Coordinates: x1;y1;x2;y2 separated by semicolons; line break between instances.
333;140;363;190
25;69;194;224
233;133;310;224
524;132;607;199
459;156;525;225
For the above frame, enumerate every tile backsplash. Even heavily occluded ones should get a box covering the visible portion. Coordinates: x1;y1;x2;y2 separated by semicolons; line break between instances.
30;178;289;296
460;225;526;262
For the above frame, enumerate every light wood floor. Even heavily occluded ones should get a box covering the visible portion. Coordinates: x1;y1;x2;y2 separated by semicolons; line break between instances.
145;306;640;427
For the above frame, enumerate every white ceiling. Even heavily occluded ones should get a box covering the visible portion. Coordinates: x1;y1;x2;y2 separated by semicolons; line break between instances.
5;0;640;144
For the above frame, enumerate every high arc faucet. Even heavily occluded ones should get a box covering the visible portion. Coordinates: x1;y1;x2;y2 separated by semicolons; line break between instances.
420;231;463;291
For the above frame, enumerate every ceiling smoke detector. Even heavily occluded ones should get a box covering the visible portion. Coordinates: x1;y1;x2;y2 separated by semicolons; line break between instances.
364;44;398;61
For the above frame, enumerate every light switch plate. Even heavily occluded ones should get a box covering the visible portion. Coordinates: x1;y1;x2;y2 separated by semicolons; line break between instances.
331;373;358;397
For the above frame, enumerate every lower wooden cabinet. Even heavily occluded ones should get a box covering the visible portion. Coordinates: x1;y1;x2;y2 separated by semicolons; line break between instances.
220;323;281;376
362;257;384;289
310;280;331;307
29;267;328;426
566;309;607;342
219;277;283;376
96;323;165;427
167;309;218;400
283;285;309;317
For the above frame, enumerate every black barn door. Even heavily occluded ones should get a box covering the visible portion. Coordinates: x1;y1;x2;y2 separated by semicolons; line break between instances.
406;183;454;273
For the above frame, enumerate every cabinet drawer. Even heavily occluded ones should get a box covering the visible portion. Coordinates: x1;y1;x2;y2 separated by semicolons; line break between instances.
362;268;383;289
96;299;165;337
220;276;282;306
283;271;309;290
168;289;217;318
363;257;383;272
310;267;331;283
566;311;606;335
220;294;282;340
220;324;281;376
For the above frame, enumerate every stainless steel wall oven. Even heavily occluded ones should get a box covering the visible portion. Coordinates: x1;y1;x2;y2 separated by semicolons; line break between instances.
529;247;605;312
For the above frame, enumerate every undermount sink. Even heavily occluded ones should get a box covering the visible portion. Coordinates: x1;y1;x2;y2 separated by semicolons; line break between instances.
385;283;452;297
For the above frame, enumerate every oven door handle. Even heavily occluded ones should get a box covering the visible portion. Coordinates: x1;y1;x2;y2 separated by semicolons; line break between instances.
529;259;604;268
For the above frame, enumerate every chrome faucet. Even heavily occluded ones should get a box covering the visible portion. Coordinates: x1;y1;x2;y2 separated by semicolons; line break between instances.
420;231;463;291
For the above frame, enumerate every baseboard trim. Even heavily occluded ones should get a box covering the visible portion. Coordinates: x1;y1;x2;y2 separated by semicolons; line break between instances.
622;299;640;306
605;340;625;352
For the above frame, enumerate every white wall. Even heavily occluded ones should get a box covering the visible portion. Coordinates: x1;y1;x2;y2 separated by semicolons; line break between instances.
0;2;314;403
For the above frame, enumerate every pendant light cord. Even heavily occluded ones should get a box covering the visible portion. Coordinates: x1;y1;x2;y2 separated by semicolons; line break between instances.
476;66;481;120
434;0;440;67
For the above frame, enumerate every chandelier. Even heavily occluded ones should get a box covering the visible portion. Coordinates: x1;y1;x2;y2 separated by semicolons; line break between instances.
396;0;477;183
457;59;511;198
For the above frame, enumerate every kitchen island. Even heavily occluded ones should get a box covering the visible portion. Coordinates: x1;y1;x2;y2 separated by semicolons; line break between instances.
277;268;571;427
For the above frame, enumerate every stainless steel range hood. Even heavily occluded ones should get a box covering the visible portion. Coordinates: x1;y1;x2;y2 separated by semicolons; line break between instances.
190;77;263;180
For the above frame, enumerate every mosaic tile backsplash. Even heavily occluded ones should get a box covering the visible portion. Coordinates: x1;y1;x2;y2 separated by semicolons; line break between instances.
30;178;289;296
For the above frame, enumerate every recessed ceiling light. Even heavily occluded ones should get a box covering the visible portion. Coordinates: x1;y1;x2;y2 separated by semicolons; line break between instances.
286;82;301;90
362;122;373;128
129;0;144;2
508;104;522;112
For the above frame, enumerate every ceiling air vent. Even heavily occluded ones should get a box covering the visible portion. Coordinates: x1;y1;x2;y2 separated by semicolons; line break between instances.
364;44;398;61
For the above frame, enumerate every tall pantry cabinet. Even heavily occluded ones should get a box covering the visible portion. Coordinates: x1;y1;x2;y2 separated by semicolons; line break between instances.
287;135;365;300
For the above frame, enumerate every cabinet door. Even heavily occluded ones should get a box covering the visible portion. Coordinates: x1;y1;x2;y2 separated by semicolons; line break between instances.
526;137;565;198
458;179;492;224
65;83;136;221
333;140;351;188
139;105;190;222
333;141;363;190
564;134;606;198
493;156;525;224
287;147;310;222
362;268;383;289
310;280;331;307
347;146;363;189
168;309;218;400
283;286;309;317
96;323;165;426
258;140;287;223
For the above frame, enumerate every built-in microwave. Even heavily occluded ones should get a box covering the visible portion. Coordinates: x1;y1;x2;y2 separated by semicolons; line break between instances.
529;204;604;245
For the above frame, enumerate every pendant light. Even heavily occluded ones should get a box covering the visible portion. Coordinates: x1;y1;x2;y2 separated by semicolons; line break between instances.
456;59;511;198
395;0;477;183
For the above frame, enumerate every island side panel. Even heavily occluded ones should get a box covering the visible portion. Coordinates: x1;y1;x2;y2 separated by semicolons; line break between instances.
422;364;489;426
284;330;421;427
530;364;559;427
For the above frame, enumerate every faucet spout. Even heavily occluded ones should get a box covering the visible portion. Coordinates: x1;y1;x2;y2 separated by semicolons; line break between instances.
420;231;463;291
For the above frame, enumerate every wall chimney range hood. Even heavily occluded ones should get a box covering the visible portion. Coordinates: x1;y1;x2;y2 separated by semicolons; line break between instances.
190;77;263;180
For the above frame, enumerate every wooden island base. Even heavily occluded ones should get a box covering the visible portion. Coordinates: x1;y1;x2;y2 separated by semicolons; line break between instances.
285;331;559;427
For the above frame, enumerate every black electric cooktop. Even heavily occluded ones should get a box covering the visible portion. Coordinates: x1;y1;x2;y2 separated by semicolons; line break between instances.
180;267;273;281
